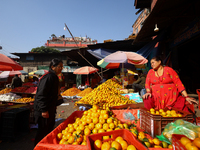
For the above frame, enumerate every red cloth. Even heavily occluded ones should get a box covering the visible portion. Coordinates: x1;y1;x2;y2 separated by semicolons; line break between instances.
145;67;186;110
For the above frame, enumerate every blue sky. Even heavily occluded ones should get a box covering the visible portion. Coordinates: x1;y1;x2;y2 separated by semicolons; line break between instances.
0;0;138;57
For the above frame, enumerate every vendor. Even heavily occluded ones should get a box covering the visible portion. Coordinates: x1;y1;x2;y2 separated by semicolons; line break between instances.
132;70;146;92
11;74;22;89
142;56;198;112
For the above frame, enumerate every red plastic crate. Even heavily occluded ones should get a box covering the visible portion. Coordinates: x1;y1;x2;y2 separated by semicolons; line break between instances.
140;107;193;137
171;134;194;150
34;111;87;150
197;89;200;110
87;129;147;150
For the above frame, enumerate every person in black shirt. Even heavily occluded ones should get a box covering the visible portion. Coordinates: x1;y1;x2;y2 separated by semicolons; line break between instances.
11;74;22;89
34;58;64;146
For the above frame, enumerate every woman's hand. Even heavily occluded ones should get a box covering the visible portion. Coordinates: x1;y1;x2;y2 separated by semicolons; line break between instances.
42;111;49;118
142;93;152;99
186;97;198;105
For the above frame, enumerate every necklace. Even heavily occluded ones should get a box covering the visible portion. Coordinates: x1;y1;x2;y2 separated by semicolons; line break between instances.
155;67;164;83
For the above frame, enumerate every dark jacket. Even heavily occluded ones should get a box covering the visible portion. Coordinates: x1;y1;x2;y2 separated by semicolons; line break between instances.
34;70;63;123
11;76;22;89
133;74;146;88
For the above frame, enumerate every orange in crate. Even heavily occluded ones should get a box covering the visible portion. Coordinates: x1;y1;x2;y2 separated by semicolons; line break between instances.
86;129;147;150
140;107;193;138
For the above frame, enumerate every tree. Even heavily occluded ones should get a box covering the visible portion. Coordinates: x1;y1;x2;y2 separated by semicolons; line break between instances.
31;46;60;53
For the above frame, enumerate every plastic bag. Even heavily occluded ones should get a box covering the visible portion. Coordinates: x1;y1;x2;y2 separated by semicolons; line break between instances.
157;119;200;144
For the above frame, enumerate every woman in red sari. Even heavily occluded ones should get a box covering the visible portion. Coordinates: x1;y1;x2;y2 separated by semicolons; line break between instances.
143;56;198;112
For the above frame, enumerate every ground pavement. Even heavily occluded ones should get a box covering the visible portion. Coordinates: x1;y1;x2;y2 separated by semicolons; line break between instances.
0;96;199;150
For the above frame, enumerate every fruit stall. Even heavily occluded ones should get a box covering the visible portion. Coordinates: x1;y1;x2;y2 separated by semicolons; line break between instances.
32;79;200;150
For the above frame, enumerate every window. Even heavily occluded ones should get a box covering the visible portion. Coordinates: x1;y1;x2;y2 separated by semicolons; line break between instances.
26;55;34;60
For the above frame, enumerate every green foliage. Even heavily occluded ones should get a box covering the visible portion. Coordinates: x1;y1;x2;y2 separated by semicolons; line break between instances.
31;46;60;53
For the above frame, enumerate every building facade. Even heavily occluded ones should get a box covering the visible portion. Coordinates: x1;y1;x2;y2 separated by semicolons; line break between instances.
45;36;97;51
132;8;150;35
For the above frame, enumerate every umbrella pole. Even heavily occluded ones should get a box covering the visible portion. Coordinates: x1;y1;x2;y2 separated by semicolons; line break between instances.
122;63;124;89
101;68;103;82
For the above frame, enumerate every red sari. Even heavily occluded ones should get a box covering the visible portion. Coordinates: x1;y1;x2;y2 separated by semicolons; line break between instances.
144;66;188;111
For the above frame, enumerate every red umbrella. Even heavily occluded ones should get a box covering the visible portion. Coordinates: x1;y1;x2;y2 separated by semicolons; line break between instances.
73;66;99;75
0;54;23;71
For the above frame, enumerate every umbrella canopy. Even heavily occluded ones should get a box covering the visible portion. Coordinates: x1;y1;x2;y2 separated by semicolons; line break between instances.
0;70;27;78
97;59;120;69
29;70;48;76
73;66;99;75
0;54;23;71
104;51;148;65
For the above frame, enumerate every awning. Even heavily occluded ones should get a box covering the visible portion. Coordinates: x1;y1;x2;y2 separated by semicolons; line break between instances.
136;31;165;58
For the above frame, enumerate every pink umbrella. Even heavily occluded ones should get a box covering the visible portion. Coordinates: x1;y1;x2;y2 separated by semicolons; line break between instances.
104;51;148;65
104;51;148;88
73;66;99;75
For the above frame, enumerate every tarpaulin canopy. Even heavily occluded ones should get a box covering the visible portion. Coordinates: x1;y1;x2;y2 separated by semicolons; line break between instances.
87;48;117;60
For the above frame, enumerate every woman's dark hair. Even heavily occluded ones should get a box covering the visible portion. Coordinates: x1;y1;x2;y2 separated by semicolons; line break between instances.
49;58;63;70
151;56;163;66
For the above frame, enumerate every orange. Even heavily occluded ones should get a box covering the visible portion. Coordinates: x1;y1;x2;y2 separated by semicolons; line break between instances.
76;134;83;143
107;118;113;124
115;136;124;143
103;113;109;119
68;123;73;128
86;118;92;124
94;139;102;150
96;123;103;130
81;141;87;145
111;141;122;150
180;137;191;146
185;142;199;150
68;135;75;144
101;142;111;150
152;138;160;145
127;145;136;150
92;128;98;134
93;104;99;110
98;129;105;133
79;124;85;130
88;123;95;130
103;135;110;140
109;123;115;129
117;124;124;129
82;120;87;126
57;133;63;140
84;128;91;136
99;118;106;124
120;140;128;150
93;118;99;124
68;127;75;133
103;123;109;130
62;130;67;135
107;129;113;132
193;137;200;148
66;132;72;140
62;134;68;140
59;139;66;144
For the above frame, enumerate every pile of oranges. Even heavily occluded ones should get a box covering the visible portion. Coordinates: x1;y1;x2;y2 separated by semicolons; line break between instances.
94;136;137;150
15;97;34;103
75;79;136;110
0;88;12;94
61;87;81;96
77;88;93;97
57;105;136;147
149;108;183;117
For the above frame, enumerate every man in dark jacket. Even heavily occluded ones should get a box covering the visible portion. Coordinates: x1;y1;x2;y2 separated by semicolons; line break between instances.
11;74;22;89
34;58;63;146
132;70;146;92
